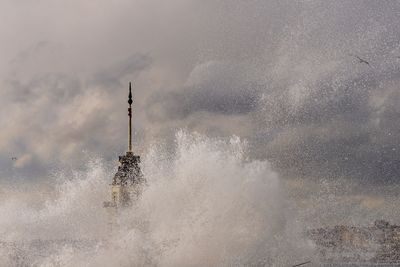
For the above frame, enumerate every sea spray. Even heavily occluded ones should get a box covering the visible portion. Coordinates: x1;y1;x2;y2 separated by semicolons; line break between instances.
0;131;312;266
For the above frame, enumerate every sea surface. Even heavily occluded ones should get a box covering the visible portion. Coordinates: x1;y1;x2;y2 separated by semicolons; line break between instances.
0;131;395;266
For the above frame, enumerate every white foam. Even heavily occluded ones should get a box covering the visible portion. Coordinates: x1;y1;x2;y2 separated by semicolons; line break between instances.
0;131;312;266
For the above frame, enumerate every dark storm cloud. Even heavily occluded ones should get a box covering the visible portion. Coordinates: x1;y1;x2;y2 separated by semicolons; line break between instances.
1;0;400;187
92;54;152;87
258;68;400;183
146;62;261;121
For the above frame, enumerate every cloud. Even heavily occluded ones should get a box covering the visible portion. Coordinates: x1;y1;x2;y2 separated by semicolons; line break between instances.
92;54;152;87
0;47;151;179
146;61;261;121
13;154;32;168
1;0;400;189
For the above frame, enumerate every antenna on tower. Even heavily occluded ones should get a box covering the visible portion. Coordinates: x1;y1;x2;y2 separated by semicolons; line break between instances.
103;82;144;211
128;82;133;152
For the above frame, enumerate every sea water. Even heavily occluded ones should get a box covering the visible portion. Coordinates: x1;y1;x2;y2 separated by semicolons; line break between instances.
0;130;359;266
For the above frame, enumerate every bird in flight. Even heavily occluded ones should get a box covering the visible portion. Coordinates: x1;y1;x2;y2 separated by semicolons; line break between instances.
350;54;371;67
292;261;311;267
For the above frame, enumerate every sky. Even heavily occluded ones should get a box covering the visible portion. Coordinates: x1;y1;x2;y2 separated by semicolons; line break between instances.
1;0;400;192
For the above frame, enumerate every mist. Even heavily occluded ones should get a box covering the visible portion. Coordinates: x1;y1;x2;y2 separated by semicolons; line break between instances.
1;0;400;265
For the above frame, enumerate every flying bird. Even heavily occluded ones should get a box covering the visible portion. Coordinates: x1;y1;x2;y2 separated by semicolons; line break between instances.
350;54;371;67
292;261;311;267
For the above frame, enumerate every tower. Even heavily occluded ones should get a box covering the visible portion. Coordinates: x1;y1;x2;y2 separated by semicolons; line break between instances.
104;82;144;209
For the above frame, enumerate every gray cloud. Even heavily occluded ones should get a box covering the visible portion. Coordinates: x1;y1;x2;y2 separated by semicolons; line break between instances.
1;0;400;189
92;54;152;87
146;61;261;121
0;46;151;181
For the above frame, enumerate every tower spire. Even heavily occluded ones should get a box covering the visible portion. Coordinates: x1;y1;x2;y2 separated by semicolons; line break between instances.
103;82;144;210
128;82;133;152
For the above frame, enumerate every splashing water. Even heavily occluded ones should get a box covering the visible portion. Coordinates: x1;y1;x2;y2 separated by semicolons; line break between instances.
0;131;312;267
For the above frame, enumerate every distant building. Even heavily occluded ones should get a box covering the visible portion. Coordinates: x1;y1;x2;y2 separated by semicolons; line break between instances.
307;220;400;263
